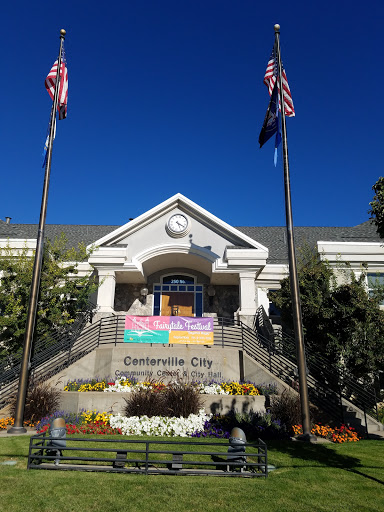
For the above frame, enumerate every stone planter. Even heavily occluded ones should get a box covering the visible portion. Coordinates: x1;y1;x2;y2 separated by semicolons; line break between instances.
59;392;266;416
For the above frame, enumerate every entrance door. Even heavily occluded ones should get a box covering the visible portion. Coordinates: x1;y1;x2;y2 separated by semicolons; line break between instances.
161;292;194;316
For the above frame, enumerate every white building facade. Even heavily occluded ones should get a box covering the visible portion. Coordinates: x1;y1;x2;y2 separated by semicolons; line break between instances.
1;193;383;325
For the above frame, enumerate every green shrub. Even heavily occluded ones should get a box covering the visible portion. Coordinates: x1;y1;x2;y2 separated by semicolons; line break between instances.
196;411;287;440
377;404;384;424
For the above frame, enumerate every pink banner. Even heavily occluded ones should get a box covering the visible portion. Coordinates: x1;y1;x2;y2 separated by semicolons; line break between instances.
124;316;214;344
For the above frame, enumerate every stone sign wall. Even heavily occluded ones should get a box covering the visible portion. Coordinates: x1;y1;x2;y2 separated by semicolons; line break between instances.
92;345;241;383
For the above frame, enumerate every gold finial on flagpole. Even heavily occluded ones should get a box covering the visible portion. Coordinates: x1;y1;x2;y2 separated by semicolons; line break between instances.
274;24;280;32
60;29;66;37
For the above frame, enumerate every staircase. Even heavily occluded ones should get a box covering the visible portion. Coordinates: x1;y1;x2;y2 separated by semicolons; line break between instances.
251;306;382;432
0;309;382;433
0;304;97;410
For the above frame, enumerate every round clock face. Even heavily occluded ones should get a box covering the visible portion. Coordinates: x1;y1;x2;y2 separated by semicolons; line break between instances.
166;214;190;237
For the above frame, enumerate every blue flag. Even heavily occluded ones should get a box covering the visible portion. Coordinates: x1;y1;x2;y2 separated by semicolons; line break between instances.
259;82;278;148
274;104;281;167
259;82;282;165
42;117;56;168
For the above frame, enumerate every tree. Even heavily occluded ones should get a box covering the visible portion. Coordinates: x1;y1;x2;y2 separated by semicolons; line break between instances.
369;176;384;238
0;234;98;358
269;247;384;382
328;276;384;380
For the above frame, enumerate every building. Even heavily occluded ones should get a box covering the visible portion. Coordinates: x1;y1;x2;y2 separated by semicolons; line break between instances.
2;193;384;429
1;193;383;326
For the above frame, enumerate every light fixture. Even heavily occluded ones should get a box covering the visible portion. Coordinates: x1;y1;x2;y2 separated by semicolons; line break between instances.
207;285;215;297
140;287;149;304
207;285;215;305
227;427;247;472
46;417;66;466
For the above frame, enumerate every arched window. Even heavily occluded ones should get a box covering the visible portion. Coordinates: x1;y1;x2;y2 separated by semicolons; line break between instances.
162;275;194;285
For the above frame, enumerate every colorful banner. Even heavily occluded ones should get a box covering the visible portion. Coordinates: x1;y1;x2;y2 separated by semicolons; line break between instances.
124;316;214;345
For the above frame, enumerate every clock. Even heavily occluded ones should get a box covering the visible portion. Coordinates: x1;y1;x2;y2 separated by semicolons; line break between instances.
166;213;190;237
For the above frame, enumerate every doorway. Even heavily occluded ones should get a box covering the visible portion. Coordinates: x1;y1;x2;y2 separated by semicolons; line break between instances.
153;274;203;317
161;292;194;316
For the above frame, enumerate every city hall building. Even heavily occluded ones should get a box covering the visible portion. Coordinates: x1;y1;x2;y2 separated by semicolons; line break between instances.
1;193;383;326
2;193;384;426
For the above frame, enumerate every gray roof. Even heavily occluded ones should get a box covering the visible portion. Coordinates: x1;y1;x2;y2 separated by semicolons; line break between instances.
0;220;16;239
0;223;120;249
236;221;381;263
0;220;381;264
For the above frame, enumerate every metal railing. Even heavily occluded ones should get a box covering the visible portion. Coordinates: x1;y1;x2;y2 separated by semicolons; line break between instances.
0;303;96;409
1;308;379;428
213;316;344;421
28;432;268;477
250;306;379;425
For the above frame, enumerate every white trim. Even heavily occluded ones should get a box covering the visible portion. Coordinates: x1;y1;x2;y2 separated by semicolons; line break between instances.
318;241;384;247
318;240;384;264
0;238;37;246
161;272;196;284
89;193;269;253
134;243;218;264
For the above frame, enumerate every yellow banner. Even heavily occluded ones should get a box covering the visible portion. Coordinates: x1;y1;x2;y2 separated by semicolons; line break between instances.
169;330;214;345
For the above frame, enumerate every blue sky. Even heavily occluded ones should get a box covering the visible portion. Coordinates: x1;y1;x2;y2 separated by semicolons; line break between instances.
2;0;383;228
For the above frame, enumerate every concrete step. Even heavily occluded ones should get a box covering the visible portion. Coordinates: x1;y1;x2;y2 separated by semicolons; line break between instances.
342;402;384;432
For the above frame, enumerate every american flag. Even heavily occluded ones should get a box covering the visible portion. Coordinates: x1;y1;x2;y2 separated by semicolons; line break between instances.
45;47;68;120
264;48;294;117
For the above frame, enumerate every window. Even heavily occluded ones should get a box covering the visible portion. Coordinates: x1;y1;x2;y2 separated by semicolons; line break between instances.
268;289;281;316
153;292;161;316
152;274;203;316
367;273;384;305
162;275;194;284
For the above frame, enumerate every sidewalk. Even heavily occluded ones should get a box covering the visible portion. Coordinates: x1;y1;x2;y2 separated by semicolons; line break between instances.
0;428;37;438
367;430;384;440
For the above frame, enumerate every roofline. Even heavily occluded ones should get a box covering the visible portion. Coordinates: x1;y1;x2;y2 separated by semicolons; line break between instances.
89;193;269;252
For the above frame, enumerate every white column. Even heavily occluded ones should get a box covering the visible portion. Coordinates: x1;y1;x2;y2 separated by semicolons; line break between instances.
238;272;257;316
97;270;116;313
256;286;270;313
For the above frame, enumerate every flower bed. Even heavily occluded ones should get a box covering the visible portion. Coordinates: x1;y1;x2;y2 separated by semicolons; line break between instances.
0;417;35;430
37;421;122;436
109;410;210;437
35;409;112;432
64;377;276;396
0;407;359;444
64;378;112;392
292;423;361;443
34;408;209;437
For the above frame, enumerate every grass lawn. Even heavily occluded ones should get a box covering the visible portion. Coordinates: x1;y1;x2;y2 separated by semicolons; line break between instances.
0;435;383;512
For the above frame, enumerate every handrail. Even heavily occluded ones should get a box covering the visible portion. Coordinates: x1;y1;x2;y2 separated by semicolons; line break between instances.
0;303;97;408
1;310;379;425
249;306;378;422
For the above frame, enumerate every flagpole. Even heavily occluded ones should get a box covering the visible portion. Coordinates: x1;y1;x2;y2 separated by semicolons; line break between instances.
274;24;315;441
8;29;66;434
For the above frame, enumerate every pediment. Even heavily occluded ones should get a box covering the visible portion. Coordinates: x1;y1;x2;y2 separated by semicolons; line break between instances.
90;193;268;254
